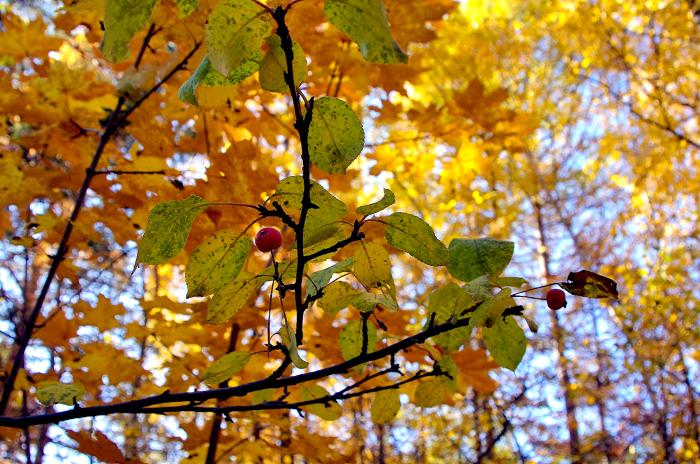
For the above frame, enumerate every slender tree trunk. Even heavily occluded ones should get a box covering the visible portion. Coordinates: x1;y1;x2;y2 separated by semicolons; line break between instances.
676;343;699;443
472;390;482;458
590;308;613;463
205;324;240;464
534;200;582;463
353;399;365;464
377;423;386;464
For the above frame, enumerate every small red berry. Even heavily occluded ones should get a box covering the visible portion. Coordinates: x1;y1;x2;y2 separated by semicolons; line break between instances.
546;288;567;310
255;227;282;252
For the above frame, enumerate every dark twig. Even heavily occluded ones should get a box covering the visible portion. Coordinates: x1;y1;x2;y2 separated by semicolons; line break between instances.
205;324;240;464
94;169;167;176
0;314;471;427
133;23;158;70
272;6;315;346
0;41;201;415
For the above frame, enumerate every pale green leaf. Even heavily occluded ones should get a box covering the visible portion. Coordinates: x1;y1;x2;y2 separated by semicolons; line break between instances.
301;385;342;421
470;289;516;328
280;323;308;369
483;316;526;371
357;188;395;216
251;388;276;405
353;242;395;298
175;0;198;18
428;283;476;352
207;271;268;324
438;356;458;391
324;0;408;64
351;292;397;312
178;56;260;106
102;0;156;62
136;195;207;265
448;238;514;282
339;319;377;360
36;381;84;406
274;176;347;231
259;35;307;93
308;96;365;174
370;389;400;424
205;0;272;75
385;212;448;266
202;351;251;386
186;231;251;298
307;258;354;299
462;275;493;302
413;377;451;407
495;276;528;288
317;281;360;316
428;283;475;321
302;223;351;262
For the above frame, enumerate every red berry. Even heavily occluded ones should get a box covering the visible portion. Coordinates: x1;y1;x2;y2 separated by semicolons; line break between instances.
255;227;282;252
546;288;567;310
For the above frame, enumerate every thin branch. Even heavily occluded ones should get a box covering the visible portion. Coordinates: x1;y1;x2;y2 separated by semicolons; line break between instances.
272;6;315;346
0;41;201;415
303;219;364;262
133;23;158;70
140;369;440;416
0;314;472;427
94;169;166;175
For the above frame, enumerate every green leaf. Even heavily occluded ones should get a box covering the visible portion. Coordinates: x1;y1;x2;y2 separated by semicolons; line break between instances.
102;0;156;62
301;385;342;421
208;271;268;324
324;0;408;64
274;176;347;231
339;319;377;360
470;289;516;328
428;283;476;352
36;381;84;406
308;96;365;174
357;188;395;216
175;0;198;18
186;231;251;298
302;223;351;262
559;269;619;299
428;283;474;321
259;35;307;93
353;242;395;298
317;281;360;316
448;238;514;282
307;258;354;299
202;351;252;386
280;323;308;369
494;276;528;288
370;389;400;424
251;388;276;405
136;195;207;265
437;356;458;391
483;316;526;371
351;292;398;312
205;0;272;75
385;213;448;266
260;260;302;285
463;275;493;302
413;377;451;408
178;56;260;106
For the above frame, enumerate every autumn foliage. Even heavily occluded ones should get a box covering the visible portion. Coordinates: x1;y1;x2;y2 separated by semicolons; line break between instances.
0;0;698;463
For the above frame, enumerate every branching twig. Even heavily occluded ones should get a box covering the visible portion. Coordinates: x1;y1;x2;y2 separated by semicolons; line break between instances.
0;41;201;415
0;314;471;427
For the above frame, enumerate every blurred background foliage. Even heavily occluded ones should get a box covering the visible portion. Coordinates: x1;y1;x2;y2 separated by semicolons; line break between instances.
0;0;698;462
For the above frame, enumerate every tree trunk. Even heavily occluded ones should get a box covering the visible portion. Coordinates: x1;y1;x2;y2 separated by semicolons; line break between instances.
534;200;582;463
